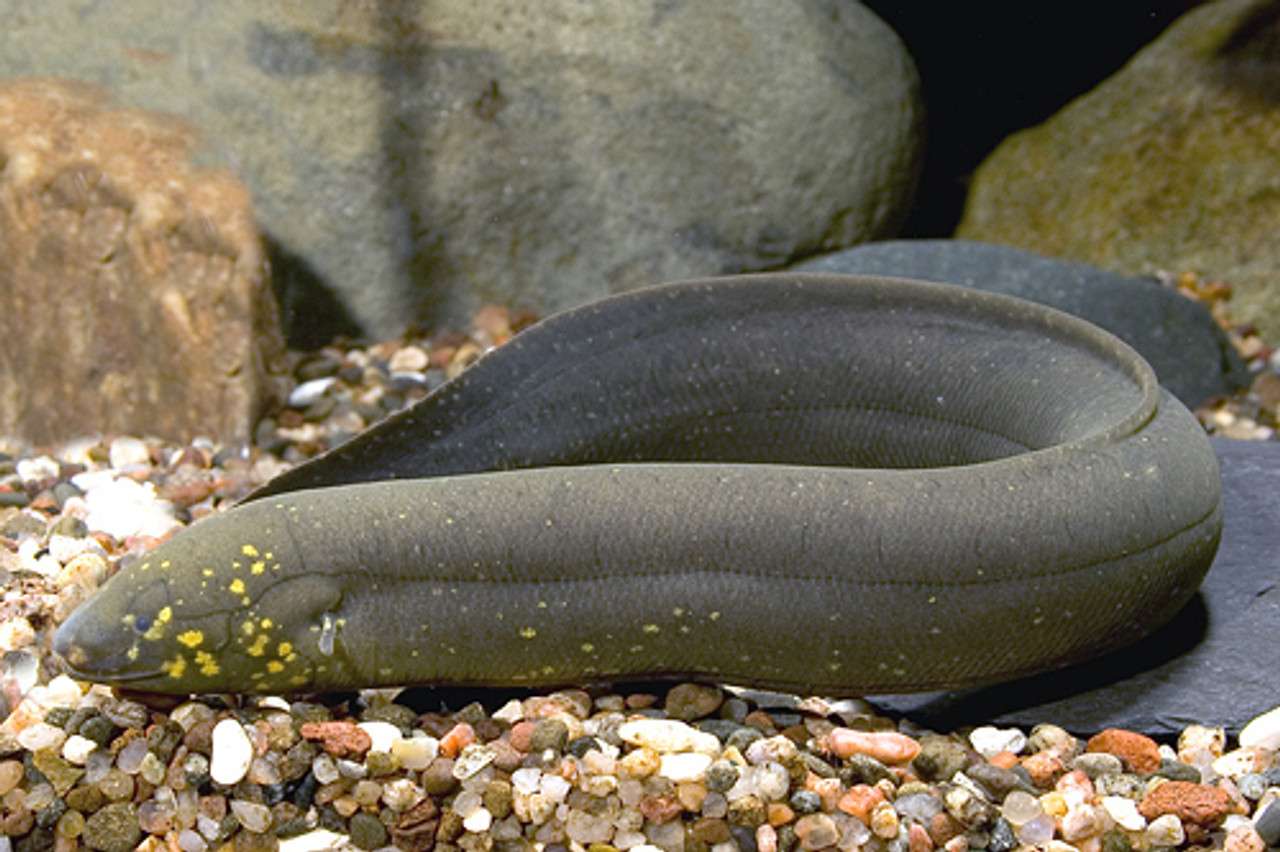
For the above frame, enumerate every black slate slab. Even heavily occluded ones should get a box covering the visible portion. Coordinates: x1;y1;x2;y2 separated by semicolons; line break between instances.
796;239;1249;408
869;437;1280;737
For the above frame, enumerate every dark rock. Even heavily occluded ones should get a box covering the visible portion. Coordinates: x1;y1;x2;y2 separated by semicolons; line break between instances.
1;2;921;338
0;79;287;445
796;239;1247;407
872;438;1280;736
82;803;142;852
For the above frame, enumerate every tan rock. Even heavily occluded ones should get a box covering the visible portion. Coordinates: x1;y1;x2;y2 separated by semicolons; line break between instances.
0;78;285;446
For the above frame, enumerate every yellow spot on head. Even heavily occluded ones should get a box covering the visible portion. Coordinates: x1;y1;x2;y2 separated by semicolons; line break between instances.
228;578;246;595
519;627;537;639
242;544;260;557
242;620;255;636
260;618;273;629
202;568;214;577
277;642;293;657
250;561;266;575
157;607;173;624
248;634;270;657
266;660;285;674
127;647;139;662
164;655;187;678
177;630;204;649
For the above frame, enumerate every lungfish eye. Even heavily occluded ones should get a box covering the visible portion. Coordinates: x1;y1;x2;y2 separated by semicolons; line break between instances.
132;614;153;633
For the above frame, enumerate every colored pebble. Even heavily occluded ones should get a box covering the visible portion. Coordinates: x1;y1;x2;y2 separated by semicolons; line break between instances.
969;725;1027;758
1240;704;1280;750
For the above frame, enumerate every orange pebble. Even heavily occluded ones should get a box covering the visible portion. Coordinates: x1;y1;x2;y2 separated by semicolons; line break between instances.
988;751;1019;770
837;784;886;823
767;803;795;826
908;822;935;852
823;728;921;764
439;722;475;758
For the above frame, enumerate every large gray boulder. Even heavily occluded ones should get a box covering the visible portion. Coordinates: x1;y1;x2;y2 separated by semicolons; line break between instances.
797;239;1248;408
1;2;922;339
957;0;1280;340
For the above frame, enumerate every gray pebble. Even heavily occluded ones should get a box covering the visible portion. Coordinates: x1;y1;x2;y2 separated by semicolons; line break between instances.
843;752;895;786
1071;752;1124;779
348;811;388;850
1155;759;1201;782
1237;772;1267;801
528;719;569;753
101;700;149;730
913;735;970;782
725;727;764;753
705;760;739;793
988;818;1017;852
1256;798;1280;846
789;789;821;814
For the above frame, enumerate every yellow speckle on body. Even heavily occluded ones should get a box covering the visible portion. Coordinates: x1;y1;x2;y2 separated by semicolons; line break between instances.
290;675;308;686
164;655;187;678
642;624;660;634
195;651;220;676
160;560;171;569
709;611;721;621
537;601;548;609
266;661;285;674
261;618;273;629
248;634;270;657
177;630;204;648
250;561;266;575
241;620;255;636
158;607;172;624
519;627;537;639
127;647;139;662
541;665;556;675
202;568;214;577
278;642;293;656
242;544;260;557
672;607;685;617
228;578;246;595
580;642;595;653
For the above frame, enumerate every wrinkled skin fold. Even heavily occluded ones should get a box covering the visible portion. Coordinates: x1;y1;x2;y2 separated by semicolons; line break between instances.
54;274;1223;695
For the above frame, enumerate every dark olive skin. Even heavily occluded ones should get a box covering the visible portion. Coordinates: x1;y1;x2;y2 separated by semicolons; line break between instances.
54;275;1222;695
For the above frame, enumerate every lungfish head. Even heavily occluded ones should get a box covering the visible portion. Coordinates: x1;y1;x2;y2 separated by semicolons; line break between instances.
54;500;349;694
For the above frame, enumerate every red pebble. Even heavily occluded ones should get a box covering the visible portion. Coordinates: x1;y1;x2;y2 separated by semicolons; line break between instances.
299;721;371;759
1086;728;1161;774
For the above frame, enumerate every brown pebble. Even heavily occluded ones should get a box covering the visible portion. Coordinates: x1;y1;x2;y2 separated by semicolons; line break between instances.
908;822;935;852
837;784;885;822
744;710;779;734
300;721;372;759
638;794;682;824
927;811;964;847
421;758;457;796
508;720;536;753
1020;751;1066;788
1086;728;1161;775
1139;780;1231;829
664;683;724;721
690;816;731;844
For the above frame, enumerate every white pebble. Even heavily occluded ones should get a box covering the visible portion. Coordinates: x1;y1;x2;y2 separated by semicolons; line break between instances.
969;725;1027;758
16;722;67;752
75;475;177;539
357;721;403;753
61;734;98;765
389;345;430;373
210;719;254;786
1101;795;1145;831
1240;704;1280;751
278;830;350;852
391;734;438;770
617;718;722;754
540;773;571;802
492;699;524;724
43;675;85;708
108;437;151;469
47;533;102;565
744;735;798;765
462;806;493;833
658;752;712;783
16;456;59;483
0;617;36;651
511;767;542;795
1146;813;1185;846
288;377;337;407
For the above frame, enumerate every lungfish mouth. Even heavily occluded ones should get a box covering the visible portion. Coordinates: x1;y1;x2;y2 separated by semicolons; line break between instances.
52;608;164;684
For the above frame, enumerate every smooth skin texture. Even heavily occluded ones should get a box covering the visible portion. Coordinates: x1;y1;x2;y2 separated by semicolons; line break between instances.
54;274;1223;695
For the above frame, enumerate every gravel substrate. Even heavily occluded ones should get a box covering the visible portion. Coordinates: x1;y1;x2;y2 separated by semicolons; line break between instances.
1;281;1278;852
